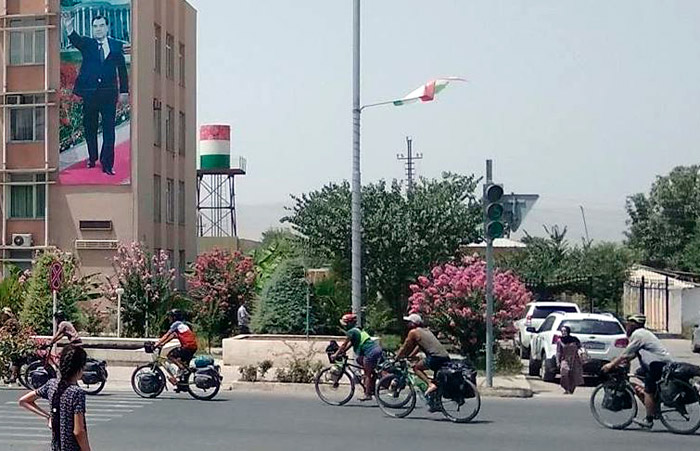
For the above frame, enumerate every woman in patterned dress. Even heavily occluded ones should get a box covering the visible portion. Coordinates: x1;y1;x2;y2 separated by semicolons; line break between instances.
556;325;585;394
19;344;91;451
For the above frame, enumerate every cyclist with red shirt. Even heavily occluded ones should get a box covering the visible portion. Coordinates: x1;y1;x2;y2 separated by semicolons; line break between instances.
154;309;198;385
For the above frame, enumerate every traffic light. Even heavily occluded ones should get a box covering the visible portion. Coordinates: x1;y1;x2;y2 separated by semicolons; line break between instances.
484;183;505;239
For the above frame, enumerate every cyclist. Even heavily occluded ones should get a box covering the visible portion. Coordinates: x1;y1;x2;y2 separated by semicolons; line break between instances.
395;313;450;408
154;309;198;386
331;313;383;401
47;310;83;347
602;314;672;429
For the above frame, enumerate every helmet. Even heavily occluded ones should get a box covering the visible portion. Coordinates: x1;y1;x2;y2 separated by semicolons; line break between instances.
626;314;646;326
167;309;184;321
339;313;357;326
53;310;66;322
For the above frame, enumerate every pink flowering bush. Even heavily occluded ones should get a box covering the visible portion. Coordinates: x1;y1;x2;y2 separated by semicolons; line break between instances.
104;242;176;337
408;255;531;356
186;248;256;343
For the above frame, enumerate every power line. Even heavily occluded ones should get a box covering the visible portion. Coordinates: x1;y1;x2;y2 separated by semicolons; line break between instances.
396;136;423;191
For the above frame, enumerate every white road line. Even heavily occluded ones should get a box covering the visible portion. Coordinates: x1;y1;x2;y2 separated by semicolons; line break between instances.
0;424;51;434
0;439;48;445
0;432;48;438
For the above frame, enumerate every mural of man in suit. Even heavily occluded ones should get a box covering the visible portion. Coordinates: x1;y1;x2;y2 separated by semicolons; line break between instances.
62;12;129;176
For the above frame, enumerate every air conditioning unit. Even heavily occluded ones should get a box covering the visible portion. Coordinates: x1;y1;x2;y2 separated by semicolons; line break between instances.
75;239;119;250
12;233;33;247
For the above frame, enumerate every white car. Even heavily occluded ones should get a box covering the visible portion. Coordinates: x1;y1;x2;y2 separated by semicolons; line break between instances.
528;312;629;382
514;301;580;359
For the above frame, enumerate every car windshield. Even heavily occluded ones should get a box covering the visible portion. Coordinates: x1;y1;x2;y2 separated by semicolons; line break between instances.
560;319;624;335
532;306;578;319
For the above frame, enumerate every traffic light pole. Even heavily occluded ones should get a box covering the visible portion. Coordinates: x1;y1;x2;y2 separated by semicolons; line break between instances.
485;159;494;388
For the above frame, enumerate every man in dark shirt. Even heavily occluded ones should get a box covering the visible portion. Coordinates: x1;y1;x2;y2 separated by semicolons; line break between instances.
62;12;129;176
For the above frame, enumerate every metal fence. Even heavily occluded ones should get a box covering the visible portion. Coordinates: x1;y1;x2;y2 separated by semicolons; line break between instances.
623;276;670;332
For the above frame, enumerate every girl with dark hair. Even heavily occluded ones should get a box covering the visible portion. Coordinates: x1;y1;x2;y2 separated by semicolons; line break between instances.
556;325;585;395
19;344;91;451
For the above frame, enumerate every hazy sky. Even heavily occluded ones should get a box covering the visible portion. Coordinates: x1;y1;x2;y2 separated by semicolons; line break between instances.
187;0;700;242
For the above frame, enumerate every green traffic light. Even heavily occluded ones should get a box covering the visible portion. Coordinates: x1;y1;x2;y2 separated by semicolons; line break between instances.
487;221;505;239
487;203;504;221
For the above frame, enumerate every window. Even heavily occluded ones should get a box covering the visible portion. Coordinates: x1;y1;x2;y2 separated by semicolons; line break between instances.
154;24;161;73
9;18;46;65
165;33;174;79
560;320;625;336
9;174;45;219
166;178;175;223
532;305;578;319
538;316;557;333
166;250;174;269
166;106;174;151
153;99;162;147
8;250;33;272
8;95;45;142
154;175;161;223
178;250;186;290
178;181;186;225
178;112;186;155
178;43;185;86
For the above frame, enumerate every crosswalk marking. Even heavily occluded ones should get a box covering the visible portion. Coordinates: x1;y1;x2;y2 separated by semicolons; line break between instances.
0;391;156;449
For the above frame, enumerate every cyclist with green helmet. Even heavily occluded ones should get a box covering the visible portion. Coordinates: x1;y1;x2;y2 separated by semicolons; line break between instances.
602;314;672;429
331;313;383;401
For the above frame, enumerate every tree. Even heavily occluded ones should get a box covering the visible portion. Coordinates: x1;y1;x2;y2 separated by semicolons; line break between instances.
104;242;177;337
20;249;100;334
251;229;302;293
626;165;700;270
500;226;634;312
408;256;531;357
251;260;312;334
186;248;256;344
283;173;481;331
0;265;26;315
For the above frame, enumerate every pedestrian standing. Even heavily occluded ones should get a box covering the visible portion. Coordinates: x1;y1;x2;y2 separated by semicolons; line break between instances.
556;325;584;394
237;301;251;335
19;344;91;451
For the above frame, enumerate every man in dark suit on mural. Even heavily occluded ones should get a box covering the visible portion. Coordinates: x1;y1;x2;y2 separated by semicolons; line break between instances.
62;13;129;176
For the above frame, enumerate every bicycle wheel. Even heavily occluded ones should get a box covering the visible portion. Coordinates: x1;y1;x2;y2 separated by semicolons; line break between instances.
187;370;221;401
24;361;57;390
659;380;700;435
375;373;416;419
131;365;166;399
589;383;637;430
439;379;481;423
78;376;106;395
315;367;355;406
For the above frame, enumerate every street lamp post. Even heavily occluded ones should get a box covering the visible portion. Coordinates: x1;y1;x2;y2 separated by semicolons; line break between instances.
116;287;124;338
351;0;362;325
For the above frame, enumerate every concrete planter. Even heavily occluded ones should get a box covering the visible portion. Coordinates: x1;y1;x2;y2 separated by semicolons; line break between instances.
222;334;347;367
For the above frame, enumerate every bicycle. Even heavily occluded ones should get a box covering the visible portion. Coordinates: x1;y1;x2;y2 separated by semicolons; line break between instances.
131;341;222;401
590;364;700;435
314;341;394;406
374;358;481;423
24;344;108;395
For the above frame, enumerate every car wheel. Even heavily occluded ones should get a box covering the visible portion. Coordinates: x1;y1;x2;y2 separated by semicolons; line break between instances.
528;354;540;377
540;353;556;383
693;344;700;354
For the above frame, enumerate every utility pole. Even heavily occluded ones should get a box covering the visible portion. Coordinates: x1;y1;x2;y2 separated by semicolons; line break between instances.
396;136;423;191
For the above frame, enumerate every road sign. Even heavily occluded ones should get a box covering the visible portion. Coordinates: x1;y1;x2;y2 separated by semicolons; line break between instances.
49;261;63;292
502;193;539;233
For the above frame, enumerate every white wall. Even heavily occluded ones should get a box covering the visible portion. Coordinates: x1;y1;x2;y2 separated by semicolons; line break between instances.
681;287;700;330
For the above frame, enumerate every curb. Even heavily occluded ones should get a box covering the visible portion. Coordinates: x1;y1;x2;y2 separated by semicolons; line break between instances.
226;381;317;395
479;387;533;398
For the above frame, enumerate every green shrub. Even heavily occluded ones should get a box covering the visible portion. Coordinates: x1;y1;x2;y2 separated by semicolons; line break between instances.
258;360;274;379
273;341;323;383
251;260;313;334
495;346;523;375
0;265;25;315
21;249;100;334
238;365;258;382
378;334;402;352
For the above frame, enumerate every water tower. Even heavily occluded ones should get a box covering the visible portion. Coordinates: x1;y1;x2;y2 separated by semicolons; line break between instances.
196;124;246;238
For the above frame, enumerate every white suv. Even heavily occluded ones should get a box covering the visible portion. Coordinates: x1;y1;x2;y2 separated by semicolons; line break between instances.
514;301;580;359
528;312;629;382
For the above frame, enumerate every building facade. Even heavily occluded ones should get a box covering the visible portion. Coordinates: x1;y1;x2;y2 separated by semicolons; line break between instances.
0;0;197;287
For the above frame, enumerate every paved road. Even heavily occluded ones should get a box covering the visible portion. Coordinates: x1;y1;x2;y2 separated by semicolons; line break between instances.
1;387;698;451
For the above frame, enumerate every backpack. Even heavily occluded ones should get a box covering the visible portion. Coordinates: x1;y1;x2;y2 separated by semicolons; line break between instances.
437;360;477;401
